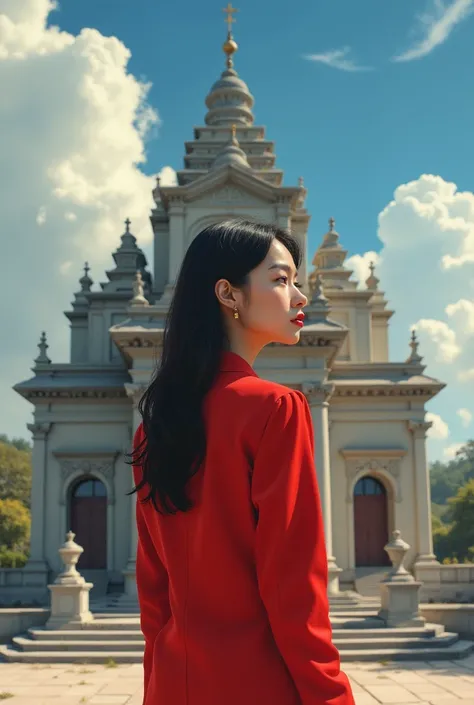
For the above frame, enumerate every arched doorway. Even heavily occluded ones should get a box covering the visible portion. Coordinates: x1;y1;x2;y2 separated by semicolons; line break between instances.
70;477;107;569
354;476;390;566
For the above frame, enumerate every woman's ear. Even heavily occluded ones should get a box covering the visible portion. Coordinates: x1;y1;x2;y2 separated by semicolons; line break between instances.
215;279;237;312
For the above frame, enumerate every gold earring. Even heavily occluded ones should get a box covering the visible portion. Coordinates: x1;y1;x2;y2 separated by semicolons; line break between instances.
233;307;239;320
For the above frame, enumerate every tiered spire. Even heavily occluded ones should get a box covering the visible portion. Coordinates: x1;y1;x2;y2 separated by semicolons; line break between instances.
212;124;250;169
71;262;93;310
204;4;255;126
406;329;423;365
102;218;151;296
310;218;353;291
34;331;51;365
365;261;380;290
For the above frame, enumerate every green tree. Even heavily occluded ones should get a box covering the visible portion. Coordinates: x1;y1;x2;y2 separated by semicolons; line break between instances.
0;498;30;552
0;440;32;508
445;478;474;561
0;434;32;453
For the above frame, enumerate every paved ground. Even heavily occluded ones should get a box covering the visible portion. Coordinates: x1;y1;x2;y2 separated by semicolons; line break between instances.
1;656;474;704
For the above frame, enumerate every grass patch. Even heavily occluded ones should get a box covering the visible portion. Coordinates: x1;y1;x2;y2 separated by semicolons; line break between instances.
104;658;117;668
0;694;14;701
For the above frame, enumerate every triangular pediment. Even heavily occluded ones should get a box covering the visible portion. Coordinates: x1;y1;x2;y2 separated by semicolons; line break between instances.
161;163;298;208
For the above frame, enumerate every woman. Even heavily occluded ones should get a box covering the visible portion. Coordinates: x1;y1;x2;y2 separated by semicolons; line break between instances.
130;219;355;705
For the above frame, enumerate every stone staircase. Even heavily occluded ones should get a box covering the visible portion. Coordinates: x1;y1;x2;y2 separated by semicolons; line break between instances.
1;594;473;664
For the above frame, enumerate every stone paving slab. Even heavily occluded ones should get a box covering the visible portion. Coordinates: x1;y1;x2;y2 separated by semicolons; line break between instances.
1;660;474;704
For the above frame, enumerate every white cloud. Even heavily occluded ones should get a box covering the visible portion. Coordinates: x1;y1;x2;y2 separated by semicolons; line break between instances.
444;443;464;460
459;368;474;381
0;0;176;439
413;319;461;363
393;0;474;62
304;47;372;72
457;408;472;427
446;298;474;332
426;412;450;439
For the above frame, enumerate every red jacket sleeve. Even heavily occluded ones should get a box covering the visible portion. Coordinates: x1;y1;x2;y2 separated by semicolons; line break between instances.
133;424;171;702
250;391;355;705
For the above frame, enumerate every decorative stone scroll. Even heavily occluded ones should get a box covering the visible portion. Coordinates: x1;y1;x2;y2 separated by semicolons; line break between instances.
302;381;335;405
341;450;406;503
55;452;119;506
209;186;249;205
27;422;52;441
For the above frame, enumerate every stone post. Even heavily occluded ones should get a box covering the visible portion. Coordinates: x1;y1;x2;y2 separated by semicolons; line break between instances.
122;386;143;599
302;382;342;595
46;531;93;629
408;420;441;592
378;530;425;627
23;423;51;585
157;201;185;307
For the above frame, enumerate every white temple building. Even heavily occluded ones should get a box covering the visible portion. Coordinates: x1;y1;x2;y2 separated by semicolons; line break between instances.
9;15;444;604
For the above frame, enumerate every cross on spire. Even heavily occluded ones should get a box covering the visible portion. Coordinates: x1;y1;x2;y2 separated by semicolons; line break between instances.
125;218;131;232
329;217;336;231
222;3;238;33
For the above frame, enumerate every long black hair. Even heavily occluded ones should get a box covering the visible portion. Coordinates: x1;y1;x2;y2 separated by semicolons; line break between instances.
129;219;302;515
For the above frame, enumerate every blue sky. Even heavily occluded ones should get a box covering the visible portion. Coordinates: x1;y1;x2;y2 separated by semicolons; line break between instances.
54;0;474;258
1;0;474;460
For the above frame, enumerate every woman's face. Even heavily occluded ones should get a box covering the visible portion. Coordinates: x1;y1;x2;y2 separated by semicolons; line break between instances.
235;239;308;348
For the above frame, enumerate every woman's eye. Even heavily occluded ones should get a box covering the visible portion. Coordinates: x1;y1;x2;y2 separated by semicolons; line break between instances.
277;276;288;284
294;283;302;289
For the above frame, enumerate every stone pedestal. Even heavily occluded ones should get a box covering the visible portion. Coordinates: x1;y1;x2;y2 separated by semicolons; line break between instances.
46;532;93;630
378;530;425;628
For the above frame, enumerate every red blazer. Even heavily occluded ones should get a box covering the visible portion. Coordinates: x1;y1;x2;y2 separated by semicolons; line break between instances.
133;350;355;705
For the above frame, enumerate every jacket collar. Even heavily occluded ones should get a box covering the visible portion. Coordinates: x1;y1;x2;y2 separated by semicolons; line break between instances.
219;350;258;377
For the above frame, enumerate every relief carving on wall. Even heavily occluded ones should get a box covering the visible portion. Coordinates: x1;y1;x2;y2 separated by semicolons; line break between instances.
344;456;403;503
209;186;252;206
58;456;118;506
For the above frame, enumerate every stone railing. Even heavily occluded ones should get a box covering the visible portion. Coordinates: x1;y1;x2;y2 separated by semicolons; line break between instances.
438;564;474;602
0;568;49;606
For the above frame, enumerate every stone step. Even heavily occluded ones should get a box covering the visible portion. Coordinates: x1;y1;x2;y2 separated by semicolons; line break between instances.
1;639;473;664
338;640;474;662
26;624;445;643
16;630;455;653
0;647;144;664
13;637;145;652
29;628;145;641
336;633;459;650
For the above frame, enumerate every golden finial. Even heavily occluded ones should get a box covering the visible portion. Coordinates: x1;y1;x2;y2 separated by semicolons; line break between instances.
231;124;237;140
222;3;239;68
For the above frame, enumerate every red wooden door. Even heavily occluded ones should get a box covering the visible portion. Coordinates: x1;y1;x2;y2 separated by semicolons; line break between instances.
70;478;107;569
354;476;390;566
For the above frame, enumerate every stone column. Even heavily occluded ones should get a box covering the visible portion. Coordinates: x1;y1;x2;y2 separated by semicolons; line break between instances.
303;382;342;595
158;201;185;307
24;422;52;576
408;420;441;593
122;386;143;598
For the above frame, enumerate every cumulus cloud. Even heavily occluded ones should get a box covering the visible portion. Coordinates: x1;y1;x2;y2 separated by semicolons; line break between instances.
457;408;472;427
350;174;474;461
446;299;474;332
303;47;372;72
426;412;450;440
393;0;474;62
413;319;461;363
0;0;175;438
